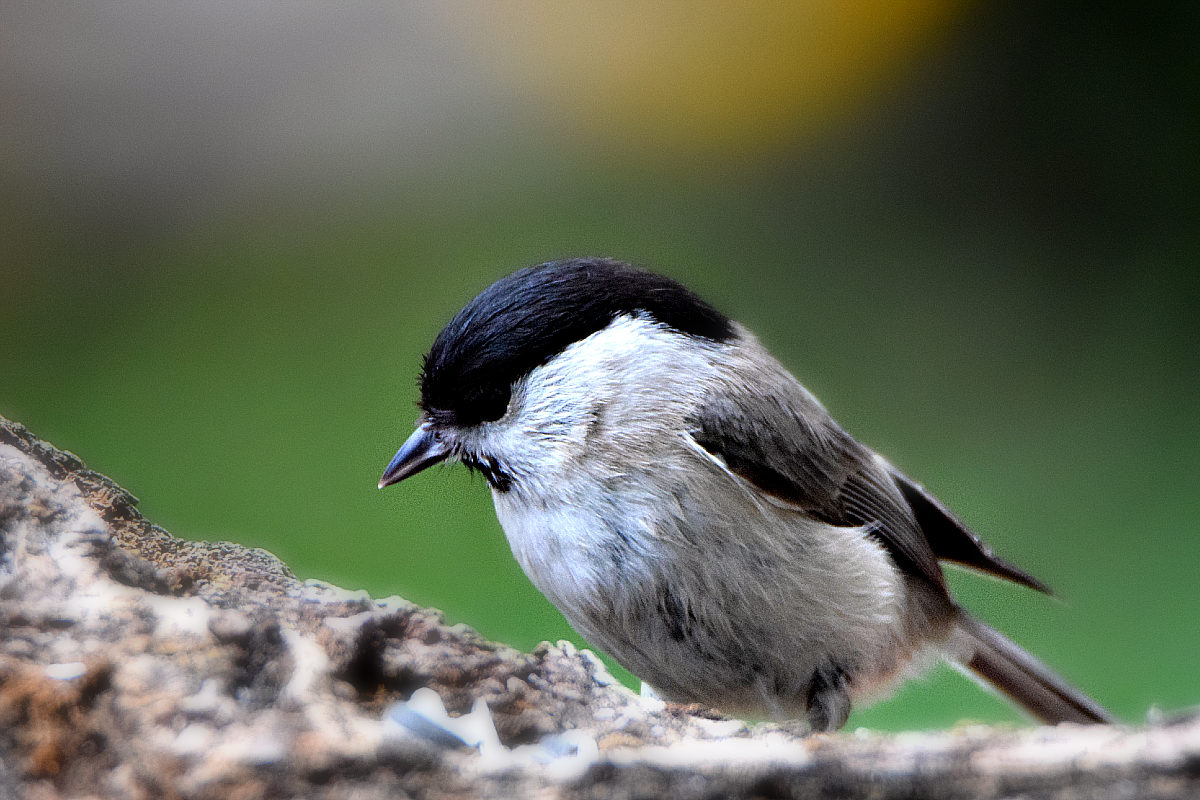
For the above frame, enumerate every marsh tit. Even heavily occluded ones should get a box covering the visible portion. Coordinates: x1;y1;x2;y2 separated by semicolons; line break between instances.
379;258;1112;731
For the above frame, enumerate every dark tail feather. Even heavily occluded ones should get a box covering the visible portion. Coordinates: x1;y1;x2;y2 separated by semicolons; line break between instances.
954;613;1115;725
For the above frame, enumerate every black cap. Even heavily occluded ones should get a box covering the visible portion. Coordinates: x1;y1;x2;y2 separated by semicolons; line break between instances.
419;258;734;426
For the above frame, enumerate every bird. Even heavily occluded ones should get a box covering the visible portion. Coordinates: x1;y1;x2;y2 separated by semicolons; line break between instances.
378;257;1113;731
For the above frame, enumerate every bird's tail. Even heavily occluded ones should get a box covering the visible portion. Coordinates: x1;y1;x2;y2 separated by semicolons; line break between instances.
951;612;1115;725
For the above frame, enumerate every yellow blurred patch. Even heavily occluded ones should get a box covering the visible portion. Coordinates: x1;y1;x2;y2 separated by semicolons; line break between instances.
457;2;966;157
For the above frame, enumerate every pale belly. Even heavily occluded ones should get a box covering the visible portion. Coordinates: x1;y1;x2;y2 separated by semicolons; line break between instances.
491;486;934;718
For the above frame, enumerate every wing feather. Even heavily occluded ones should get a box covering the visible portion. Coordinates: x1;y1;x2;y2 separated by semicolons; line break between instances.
688;379;1048;595
688;392;948;592
884;466;1052;594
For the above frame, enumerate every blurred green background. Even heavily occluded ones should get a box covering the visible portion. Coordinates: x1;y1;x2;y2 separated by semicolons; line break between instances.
2;2;1196;731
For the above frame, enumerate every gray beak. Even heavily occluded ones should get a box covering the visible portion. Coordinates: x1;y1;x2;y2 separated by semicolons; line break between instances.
378;423;451;489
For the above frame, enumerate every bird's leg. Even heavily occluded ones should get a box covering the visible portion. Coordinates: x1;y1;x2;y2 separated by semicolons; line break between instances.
806;665;850;732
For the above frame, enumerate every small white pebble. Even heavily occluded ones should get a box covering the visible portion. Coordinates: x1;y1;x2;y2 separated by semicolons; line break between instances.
323;611;376;633
692;717;748;738
44;661;87;680
465;697;506;761
639;695;666;714
173;724;214;756
375;595;416;612
235;736;288;766
302;579;369;603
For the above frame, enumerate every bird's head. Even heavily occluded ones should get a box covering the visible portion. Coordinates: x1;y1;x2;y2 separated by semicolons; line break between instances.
378;257;735;496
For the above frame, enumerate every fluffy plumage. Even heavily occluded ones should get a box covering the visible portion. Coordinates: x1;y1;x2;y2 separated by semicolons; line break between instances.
381;257;1112;729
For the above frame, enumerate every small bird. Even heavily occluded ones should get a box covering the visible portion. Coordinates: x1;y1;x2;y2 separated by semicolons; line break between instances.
379;257;1112;731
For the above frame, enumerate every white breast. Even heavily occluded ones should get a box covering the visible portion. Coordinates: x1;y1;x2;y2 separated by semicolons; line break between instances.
462;315;921;715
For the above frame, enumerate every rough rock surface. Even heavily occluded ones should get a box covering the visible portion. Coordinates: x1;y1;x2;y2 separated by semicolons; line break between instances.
1;413;1197;799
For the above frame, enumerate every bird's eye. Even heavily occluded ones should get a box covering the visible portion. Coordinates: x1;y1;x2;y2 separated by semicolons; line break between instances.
425;384;510;428
459;385;512;426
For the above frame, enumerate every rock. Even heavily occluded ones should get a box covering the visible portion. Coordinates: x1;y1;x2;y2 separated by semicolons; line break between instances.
1;413;1197;799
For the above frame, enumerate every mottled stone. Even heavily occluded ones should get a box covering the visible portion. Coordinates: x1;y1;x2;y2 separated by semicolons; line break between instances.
1;414;1197;800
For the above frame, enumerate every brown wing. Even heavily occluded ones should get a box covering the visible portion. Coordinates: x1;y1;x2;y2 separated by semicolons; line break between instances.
884;466;1051;594
688;385;1050;595
688;390;948;593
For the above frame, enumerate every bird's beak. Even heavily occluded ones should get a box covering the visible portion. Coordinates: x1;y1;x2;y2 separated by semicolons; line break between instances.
378;422;451;489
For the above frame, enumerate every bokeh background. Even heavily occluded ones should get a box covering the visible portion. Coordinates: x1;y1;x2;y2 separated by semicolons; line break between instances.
2;2;1196;730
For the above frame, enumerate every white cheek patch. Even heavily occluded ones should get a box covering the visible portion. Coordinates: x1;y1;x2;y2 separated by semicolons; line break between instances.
458;315;725;494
